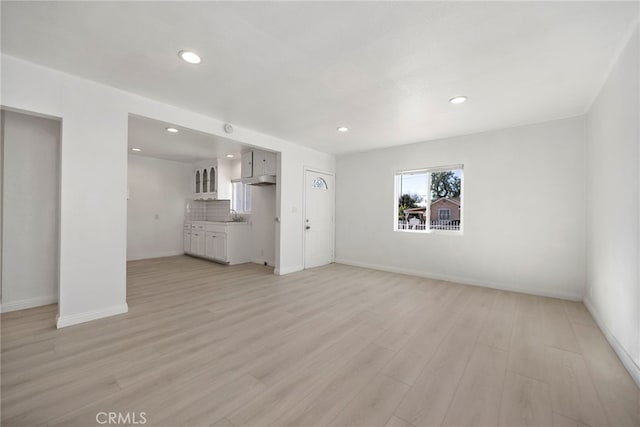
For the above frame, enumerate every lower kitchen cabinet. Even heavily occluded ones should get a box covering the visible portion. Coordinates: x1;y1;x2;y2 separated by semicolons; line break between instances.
189;231;206;257
205;232;227;262
183;226;192;253
184;221;251;265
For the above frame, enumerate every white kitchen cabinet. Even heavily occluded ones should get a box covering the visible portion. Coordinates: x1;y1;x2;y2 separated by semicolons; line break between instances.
193;159;232;200
189;230;205;256
241;152;253;178
183;229;192;253
205;231;227;262
194;169;202;195
184;221;251;265
241;150;276;178
194;164;216;199
254;150;277;176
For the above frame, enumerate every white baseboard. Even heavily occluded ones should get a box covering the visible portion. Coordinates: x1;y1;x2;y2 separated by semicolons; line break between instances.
335;258;583;301
127;250;184;261
253;258;274;267
56;303;128;328
584;298;640;388
1;295;58;313
274;265;304;276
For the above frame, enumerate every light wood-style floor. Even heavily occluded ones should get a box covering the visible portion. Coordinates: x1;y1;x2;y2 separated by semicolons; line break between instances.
2;256;639;427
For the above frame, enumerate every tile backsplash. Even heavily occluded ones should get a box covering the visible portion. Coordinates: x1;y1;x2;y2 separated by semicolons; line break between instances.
185;199;231;222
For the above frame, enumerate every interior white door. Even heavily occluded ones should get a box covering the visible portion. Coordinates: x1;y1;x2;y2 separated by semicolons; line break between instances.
304;170;334;269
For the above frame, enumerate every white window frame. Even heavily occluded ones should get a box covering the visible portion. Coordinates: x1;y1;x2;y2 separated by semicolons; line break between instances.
231;180;251;214
394;165;464;235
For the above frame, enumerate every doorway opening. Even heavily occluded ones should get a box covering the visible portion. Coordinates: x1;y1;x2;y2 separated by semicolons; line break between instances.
126;114;280;296
303;168;335;269
1;108;61;320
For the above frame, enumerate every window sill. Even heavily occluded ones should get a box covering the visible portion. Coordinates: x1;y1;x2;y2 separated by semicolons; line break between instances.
394;229;464;236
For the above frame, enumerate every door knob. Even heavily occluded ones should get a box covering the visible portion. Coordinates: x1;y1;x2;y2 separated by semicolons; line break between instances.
305;225;311;230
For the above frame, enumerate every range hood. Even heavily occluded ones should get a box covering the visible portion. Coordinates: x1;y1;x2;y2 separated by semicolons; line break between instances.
242;175;277;186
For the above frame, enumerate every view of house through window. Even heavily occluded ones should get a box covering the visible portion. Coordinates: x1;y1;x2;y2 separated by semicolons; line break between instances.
231;180;252;213
396;166;463;232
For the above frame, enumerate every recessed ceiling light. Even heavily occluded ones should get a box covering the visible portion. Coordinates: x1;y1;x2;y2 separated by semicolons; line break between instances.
449;96;467;104
165;127;179;133
226;154;235;158
131;148;142;152
337;126;349;132
178;50;201;64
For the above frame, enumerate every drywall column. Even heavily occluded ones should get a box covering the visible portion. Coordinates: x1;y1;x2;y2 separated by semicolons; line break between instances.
0;111;4;305
1;110;60;311
56;107;128;326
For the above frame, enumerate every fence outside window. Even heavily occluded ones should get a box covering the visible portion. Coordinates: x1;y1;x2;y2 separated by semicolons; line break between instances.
397;219;461;231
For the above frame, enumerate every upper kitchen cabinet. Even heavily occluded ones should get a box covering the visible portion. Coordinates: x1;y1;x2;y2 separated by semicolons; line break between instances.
193;158;232;200
195;169;202;194
202;168;208;193
241;149;277;178
241;151;253;178
255;150;277;176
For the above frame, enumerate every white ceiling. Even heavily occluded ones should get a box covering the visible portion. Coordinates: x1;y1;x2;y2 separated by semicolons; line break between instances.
2;2;638;154
128;115;251;163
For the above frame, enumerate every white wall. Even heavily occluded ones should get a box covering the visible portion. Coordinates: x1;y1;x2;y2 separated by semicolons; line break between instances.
127;155;192;261
2;55;334;326
336;116;587;300
1;110;60;312
585;26;639;382
250;185;276;266
230;159;241;180
1;112;3;303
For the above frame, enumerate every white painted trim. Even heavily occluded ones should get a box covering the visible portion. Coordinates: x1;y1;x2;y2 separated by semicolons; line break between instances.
335;258;583;301
1;295;58;313
584;298;640;388
127;250;185;261
274;265;304;276
56;303;128;328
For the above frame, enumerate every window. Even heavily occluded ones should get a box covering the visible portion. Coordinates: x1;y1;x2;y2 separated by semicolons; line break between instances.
231;180;251;213
395;165;463;233
312;176;328;190
439;208;451;220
